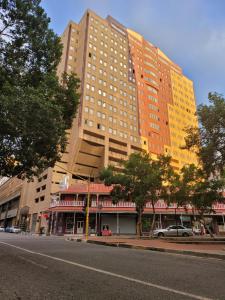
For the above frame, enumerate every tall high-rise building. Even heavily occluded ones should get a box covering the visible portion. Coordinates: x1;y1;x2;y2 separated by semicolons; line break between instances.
0;10;199;233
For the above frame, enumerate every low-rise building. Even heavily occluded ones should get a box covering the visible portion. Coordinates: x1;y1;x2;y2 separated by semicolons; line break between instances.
48;183;225;235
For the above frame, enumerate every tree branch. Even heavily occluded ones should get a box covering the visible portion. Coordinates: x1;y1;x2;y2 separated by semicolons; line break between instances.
0;23;11;37
1;32;13;39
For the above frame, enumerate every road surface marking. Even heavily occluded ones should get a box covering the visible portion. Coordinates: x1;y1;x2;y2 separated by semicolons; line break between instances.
18;255;48;269
0;242;213;300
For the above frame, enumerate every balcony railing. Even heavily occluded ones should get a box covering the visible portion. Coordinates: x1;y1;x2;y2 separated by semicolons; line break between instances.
50;201;84;208
49;200;225;211
50;200;135;208
92;200;136;208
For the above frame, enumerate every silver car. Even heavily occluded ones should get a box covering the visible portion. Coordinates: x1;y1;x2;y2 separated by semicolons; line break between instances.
0;226;5;232
6;226;21;233
153;225;193;237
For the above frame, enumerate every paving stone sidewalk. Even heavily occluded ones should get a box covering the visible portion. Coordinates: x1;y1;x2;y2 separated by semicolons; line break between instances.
86;235;225;260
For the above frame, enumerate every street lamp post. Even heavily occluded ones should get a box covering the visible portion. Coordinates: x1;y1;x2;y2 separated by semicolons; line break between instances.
85;176;90;241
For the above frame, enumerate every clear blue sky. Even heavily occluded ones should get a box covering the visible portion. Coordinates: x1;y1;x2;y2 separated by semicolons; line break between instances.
41;0;225;105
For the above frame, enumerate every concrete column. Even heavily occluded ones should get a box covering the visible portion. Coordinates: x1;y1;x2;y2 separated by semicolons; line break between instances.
104;137;109;167
50;212;55;235
54;212;58;235
116;213;120;235
127;142;131;156
0;205;2;225
73;212;76;235
95;194;99;234
3;202;9;228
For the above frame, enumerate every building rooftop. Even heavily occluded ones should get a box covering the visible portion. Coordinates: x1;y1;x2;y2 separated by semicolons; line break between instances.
60;183;113;194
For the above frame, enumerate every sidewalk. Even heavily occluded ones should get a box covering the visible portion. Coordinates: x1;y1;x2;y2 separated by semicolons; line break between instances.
85;236;225;260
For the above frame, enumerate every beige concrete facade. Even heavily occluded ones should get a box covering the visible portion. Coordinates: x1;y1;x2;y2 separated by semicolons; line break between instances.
0;10;198;233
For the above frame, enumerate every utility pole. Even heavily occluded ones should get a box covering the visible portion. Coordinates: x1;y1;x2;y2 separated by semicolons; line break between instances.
85;175;90;240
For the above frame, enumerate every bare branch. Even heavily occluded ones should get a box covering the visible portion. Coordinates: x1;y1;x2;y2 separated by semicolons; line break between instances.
0;23;11;36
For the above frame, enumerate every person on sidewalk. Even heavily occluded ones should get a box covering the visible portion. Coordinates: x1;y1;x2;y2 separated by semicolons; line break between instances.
200;223;205;236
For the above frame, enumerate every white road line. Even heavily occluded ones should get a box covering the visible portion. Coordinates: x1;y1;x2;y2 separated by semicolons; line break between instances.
0;241;214;300
18;255;48;269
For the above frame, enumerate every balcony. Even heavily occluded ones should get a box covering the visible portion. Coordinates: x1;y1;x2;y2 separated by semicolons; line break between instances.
49;200;225;213
50;201;85;208
50;200;135;209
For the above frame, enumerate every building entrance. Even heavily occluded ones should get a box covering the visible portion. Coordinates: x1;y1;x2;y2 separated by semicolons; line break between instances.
65;216;74;234
77;220;84;234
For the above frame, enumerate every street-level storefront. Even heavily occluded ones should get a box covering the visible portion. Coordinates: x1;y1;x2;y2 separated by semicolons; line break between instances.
0;195;20;228
48;183;225;236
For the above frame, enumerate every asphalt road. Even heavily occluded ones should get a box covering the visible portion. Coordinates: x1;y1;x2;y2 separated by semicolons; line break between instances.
0;233;225;300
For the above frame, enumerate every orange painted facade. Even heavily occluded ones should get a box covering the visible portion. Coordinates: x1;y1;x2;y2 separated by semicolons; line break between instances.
128;30;198;168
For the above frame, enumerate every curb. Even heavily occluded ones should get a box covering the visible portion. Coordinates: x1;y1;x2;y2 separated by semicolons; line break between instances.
86;240;225;260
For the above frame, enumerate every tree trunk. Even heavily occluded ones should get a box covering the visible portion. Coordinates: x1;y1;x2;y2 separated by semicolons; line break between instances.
200;214;215;239
149;203;156;238
136;208;143;238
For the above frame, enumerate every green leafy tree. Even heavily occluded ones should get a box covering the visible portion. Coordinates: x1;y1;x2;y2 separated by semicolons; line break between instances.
146;155;176;236
190;171;225;236
163;164;203;236
0;0;80;179
184;93;225;176
100;152;174;237
100;152;151;237
164;164;198;210
166;164;225;236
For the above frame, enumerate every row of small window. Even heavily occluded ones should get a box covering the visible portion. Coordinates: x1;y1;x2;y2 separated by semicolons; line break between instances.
144;46;157;56
89;43;127;63
37;174;48;182
128;35;142;47
144;60;157;70
146;85;158;94
135;56;143;63
90;32;126;49
149;113;159;121
90;18;126;43
71;28;79;34
144;69;157;78
85;94;116;104
90;32;127;47
144;77;158;86
85;94;137;115
150;122;160;130
147;95;158;103
84;119;138;139
96;99;136;111
90;18;108;30
97;100;117;111
148;103;159;111
35;196;45;203
89;39;127;53
86;84;136;102
87;62;127;78
89;42;126;56
144;53;157;63
36;185;46;193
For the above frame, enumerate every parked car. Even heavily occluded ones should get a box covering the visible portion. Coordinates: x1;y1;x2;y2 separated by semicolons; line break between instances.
5;226;21;233
101;224;112;236
0;226;5;232
153;225;193;237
